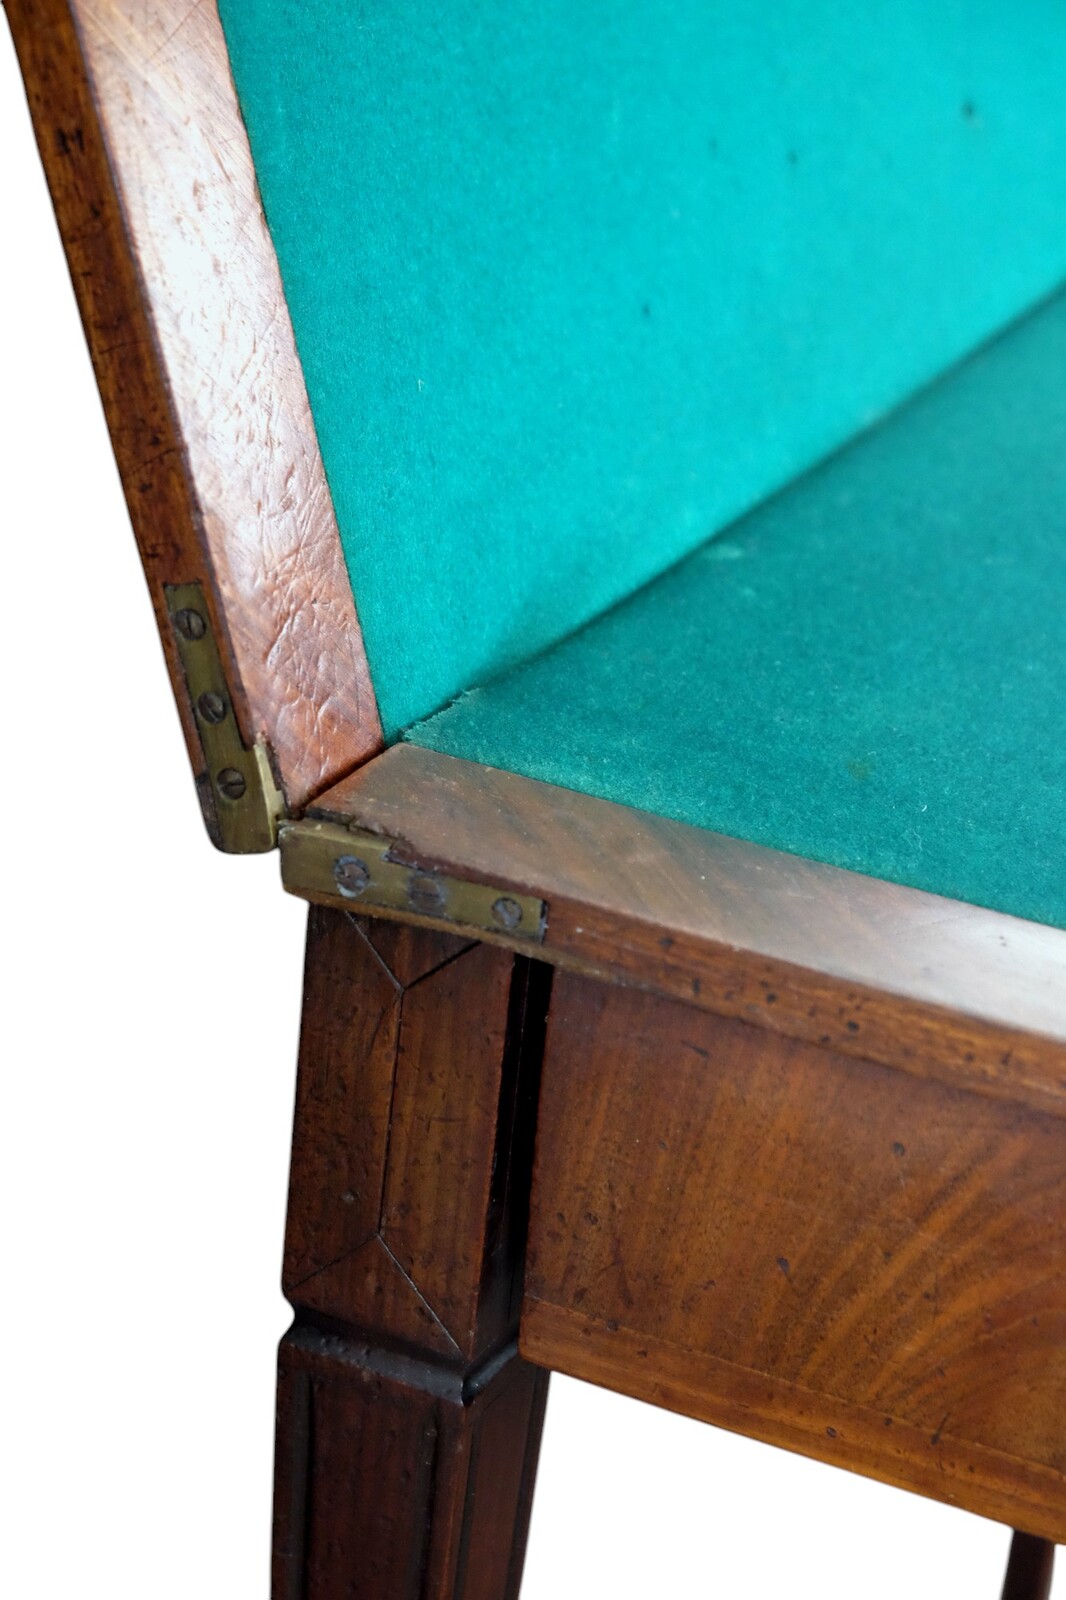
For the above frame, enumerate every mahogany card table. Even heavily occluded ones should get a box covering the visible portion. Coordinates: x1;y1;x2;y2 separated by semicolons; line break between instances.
6;2;1065;1594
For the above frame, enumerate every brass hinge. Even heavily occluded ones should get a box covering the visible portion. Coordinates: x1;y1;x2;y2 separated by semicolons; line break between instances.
280;818;547;943
165;582;285;853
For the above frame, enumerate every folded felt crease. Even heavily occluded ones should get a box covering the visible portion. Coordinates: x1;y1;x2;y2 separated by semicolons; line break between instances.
407;291;1066;930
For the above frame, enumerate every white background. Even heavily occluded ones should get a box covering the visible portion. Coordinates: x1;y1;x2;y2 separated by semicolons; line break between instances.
1;25;1055;1597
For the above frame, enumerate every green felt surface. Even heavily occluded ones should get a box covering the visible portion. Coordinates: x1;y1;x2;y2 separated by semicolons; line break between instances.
409;292;1066;931
218;0;1066;738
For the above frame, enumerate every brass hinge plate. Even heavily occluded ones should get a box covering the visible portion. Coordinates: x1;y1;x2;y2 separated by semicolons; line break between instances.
280;818;547;943
165;582;285;853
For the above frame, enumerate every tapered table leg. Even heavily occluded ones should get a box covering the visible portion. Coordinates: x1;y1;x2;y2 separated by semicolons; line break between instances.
1001;1532;1055;1600
272;908;551;1600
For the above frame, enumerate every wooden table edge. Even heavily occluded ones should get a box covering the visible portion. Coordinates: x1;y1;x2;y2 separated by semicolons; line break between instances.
280;744;1066;1120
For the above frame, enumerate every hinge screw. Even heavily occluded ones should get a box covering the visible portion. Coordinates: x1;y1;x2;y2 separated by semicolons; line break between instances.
408;873;446;913
217;767;247;800
491;896;524;930
173;607;206;641
198;690;227;724
333;855;371;898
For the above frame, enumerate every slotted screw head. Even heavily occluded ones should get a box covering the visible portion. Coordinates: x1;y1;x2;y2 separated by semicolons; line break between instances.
197;690;227;724
173;607;206;641
333;856;371;899
408;873;446;913
491;896;523;930
217;767;247;800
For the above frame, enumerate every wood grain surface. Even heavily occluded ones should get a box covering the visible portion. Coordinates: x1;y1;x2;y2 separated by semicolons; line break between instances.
304;745;1066;1118
523;968;1066;1541
284;909;552;1362
6;0;382;823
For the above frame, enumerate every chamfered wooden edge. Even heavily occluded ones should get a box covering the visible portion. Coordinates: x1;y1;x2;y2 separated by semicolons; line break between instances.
5;0;383;841
286;744;1066;1120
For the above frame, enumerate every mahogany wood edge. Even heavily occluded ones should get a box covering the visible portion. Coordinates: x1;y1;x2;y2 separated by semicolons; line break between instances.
296;745;1066;1119
5;0;383;833
519;1299;1066;1545
286;880;1066;1124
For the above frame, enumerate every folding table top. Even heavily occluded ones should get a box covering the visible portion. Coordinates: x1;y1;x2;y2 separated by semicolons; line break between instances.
8;0;1066;964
